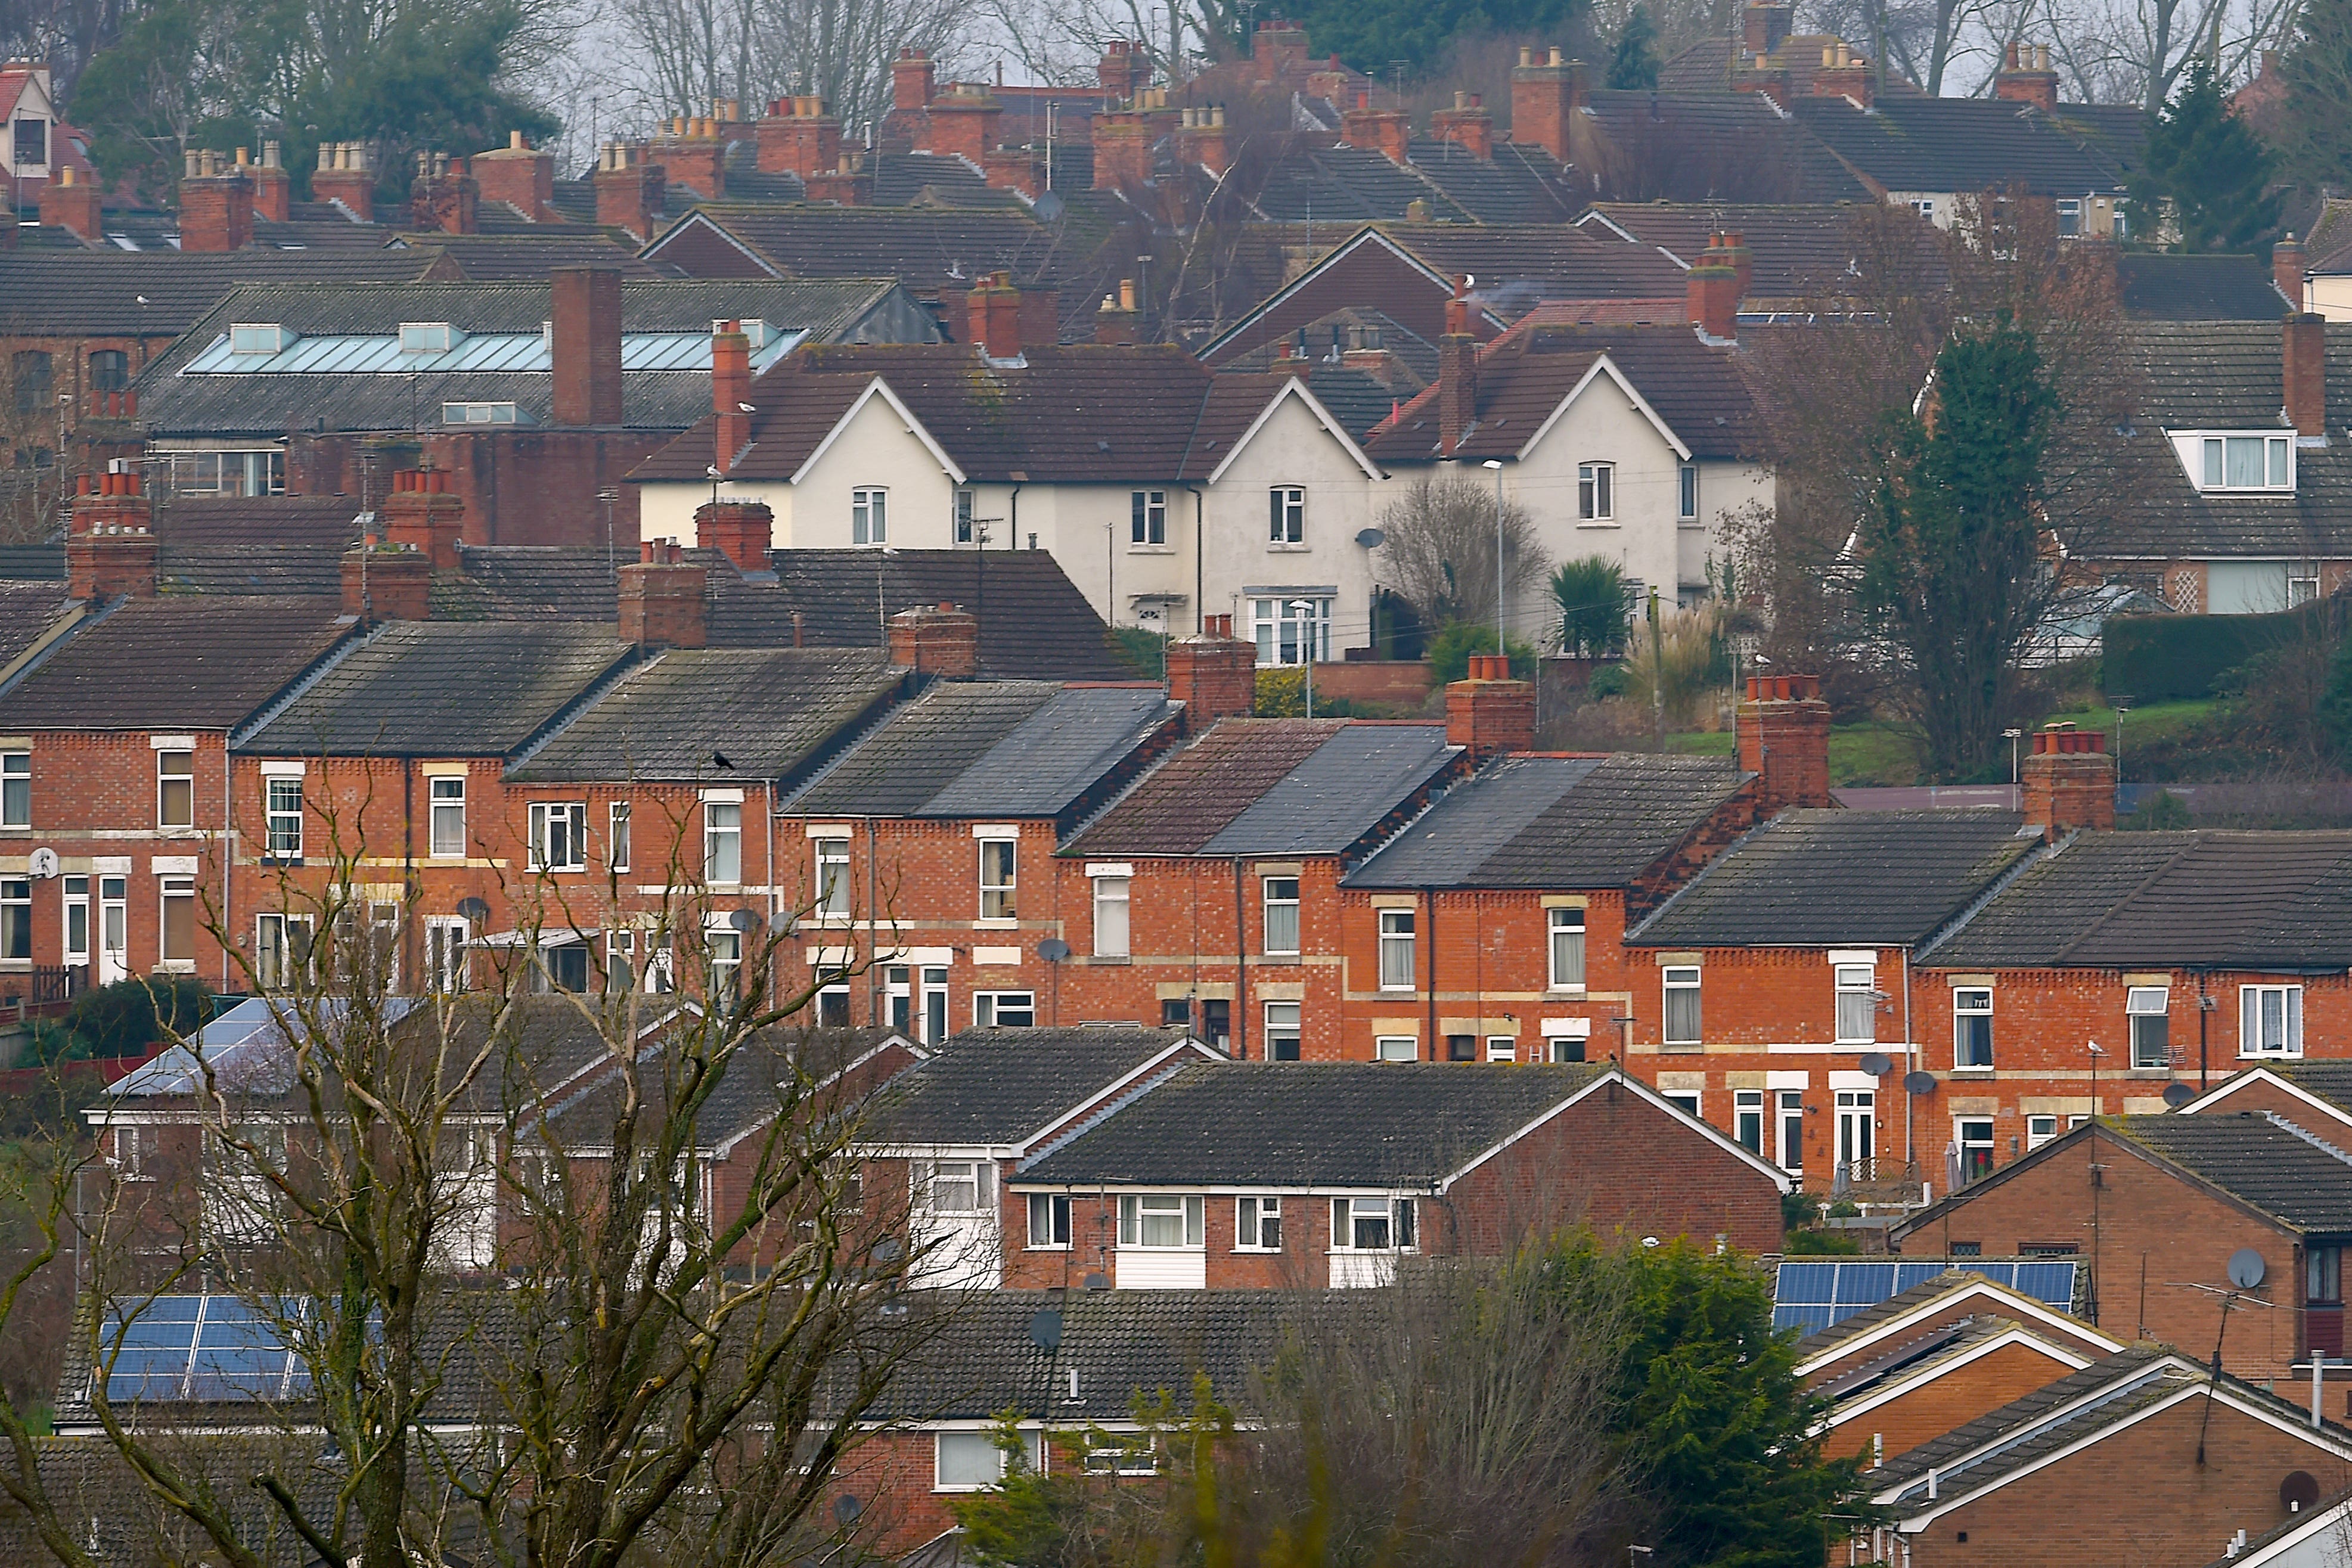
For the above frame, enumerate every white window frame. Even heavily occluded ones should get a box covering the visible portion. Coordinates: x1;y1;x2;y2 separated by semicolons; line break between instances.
0;877;28;963
706;927;741;998
979;835;1017;921
1662;965;1702;1045
1262;876;1301;956
808;835;850;918
1330;1196;1416;1253
2025;1113;2059;1149
1118;1193;1203;1249
1677;462;1699;521
399;321;456;353
61;874;87;968
974;990;1034;1027
528;802;587;873
1734;1088;1765;1156
2055;197;2082;237
920;1158;994;1215
1547;906;1585;989
1268;485;1305;544
1578;461;1614;521
953;487;976;545
1091;873;1130;958
1377;909;1416;991
1836;1088;1875;1168
851;486;888;545
2127;985;2170;1069
424;915;470;993
1374;1035;1417;1062
255;912;314;989
1956;1116;1996;1185
935;1429;1042;1492
703;800;742;886
1131;488;1168;546
1026;1191;1070;1249
428;775;465;858
2195;433;2294;493
1485;1034;1516;1062
0;750;25;828
2242;983;2304;1058
1249;596;1332;666
609;802;631;873
1236;1196;1281;1251
265;776;303;859
1953;986;1994;1070
1664;1088;1701;1119
1835;965;1877;1045
1264;999;1301;1060
156;749;194;830
1777;1088;1804;1175
157;875;196;970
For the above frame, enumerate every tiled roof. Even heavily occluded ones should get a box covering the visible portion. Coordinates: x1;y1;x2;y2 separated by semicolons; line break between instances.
1249;140;1578;227
782;681;1177;819
1871;1349;2184;1499
2115;254;2287;321
1920;829;2352;970
1015;1061;1610;1188
237;622;636;757
392;231;669;280
0;249;436;336
1786;95;2129;197
862;1027;1209;1147
647;204;1070;296
508;646;903;782
1363;321;1765;462
1580;89;1876;204
1656;35;1926;99
758;551;1131;679
2273;1061;2352;1111
632;343;1264;486
1581;201;1940;301
1349;753;1751;890
0;544;63;580
1066;719;1459;859
1372;221;1690;305
0;597;352;729
1629;809;2032;946
0;581;67;667
2114;1112;2352;1232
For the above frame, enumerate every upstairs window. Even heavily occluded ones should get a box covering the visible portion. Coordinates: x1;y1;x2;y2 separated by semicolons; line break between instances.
1262;877;1301;956
2056;198;2082;237
979;837;1017;920
11;118;44;167
1091;873;1130;957
1578;461;1613;521
12;349;48;417
1835;965;1877;1044
2127;986;2170;1069
814;836;851;917
920;1159;992;1215
2197;434;2291;492
1377;910;1416;991
398;322;457;353
1236;1196;1282;1250
1268;486;1305;544
609;803;632;873
1131;488;1168;545
429;776;465;858
265;777;303;859
2243;983;2304;1057
0;877;28;961
156;750;194;829
441;401;519;424
1678;462;1699;520
529;802;587;873
2;750;29;827
89;350;129;392
953;488;976;545
228;324;289;356
1332;1197;1415;1252
1953;987;1994;1069
1119;1193;1202;1249
1662;965;1702;1045
852;487;888;545
1028;1192;1070;1248
1547;907;1585;988
703;800;741;884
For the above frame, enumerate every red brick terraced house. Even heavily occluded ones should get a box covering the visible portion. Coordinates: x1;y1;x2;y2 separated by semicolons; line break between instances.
1006;1060;1789;1290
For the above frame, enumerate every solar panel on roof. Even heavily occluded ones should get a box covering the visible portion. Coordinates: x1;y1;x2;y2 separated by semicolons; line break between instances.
101;1295;315;1403
1770;1259;2079;1332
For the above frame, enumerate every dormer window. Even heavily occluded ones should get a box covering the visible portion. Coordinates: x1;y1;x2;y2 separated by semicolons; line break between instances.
228;324;290;355
399;322;458;353
2187;433;2293;492
442;401;520;424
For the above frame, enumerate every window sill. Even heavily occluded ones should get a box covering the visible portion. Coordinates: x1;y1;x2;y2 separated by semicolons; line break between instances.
1377;986;1417;995
1024;1244;1072;1252
1549;983;1587;995
1661;1039;1703;1052
1835;1039;1879;1050
0;960;32;971
2241;1051;2305;1061
1677;518;1704;527
2125;1067;2177;1077
976;918;1018;930
1258;952;1301;964
1128;544;1175;555
1117;1247;1205;1255
1233;1246;1281;1255
1577;520;1619;528
1265;542;1310;552
1950;1066;1995;1076
157;826;203;838
154;961;196;974
1085;954;1130;965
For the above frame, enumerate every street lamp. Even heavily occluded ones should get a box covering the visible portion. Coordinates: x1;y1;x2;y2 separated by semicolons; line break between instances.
2001;726;2022;793
1481;459;1506;659
1287;598;1318;717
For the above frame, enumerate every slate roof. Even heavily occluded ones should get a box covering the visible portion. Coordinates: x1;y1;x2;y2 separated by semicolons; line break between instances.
1363;320;1765;462
1656;35;1926;100
1370;222;1690;308
861;1027;1208;1147
390;231;669;280
1629;809;2032;947
782;682;1177;819
1871;1349;2186;1502
2112;1112;2352;1232
1016;1061;1610;1188
0;249;436;336
508;646;904;782
1249;141;1578;227
852;1288;1307;1424
0;597;351;729
2272;1061;2352;1111
1581;201;1940;302
646;204;1072;297
1919;829;2352;970
237;622;636;756
1348;753;1751;890
1066;719;1460;859
0;580;67;666
1579;89;1876;204
1786;95;2129;197
2115;253;2288;321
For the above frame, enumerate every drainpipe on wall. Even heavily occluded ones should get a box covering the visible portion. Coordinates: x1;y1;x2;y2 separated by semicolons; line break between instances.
1423;886;1436;1060
1233;859;1247;1060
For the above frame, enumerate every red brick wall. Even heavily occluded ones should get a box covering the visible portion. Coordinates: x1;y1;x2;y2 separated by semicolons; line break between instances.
284;428;657;548
1823;1339;2084;1463
1890;1127;2307;1380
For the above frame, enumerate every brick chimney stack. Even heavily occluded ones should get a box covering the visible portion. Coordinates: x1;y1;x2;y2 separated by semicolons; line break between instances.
1437;278;1479;456
1431;92;1495;159
550;265;625;427
66;468;158;601
1992;41;2060;112
803;153;871;205
2021;721;2115;839
712;319;752;473
1447;653;1536;760
2277;234;2308;312
592;142;666;241
2286;313;2328;438
177;148;255;253
926;83;1005;163
967;271;1024;360
1251;18;1310;81
408;151;479;234
473;131;556;221
250;139;291;223
1687;234;1744;341
650;115;726;201
696;499;772;573
383;467;466;567
1096;279;1142;345
618;539;709;647
1735;673;1832;813
758;95;842;178
1099;39;1148;100
1742;1;1794;55
893;48;938;114
1340;98;1411;164
888;602;982;677
1165;614;1258;725
1810;41;1874;106
312;142;376;221
1509;45;1582;164
39;163;100;241
341;541;432;621
1174;105;1231;175
1091;104;1155;190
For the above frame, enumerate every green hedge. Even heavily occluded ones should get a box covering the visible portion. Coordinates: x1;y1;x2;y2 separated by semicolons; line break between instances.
2103;605;2327;702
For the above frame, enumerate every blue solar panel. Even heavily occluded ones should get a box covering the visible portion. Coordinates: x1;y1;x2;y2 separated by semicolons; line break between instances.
102;1296;312;1403
1771;1259;2078;1332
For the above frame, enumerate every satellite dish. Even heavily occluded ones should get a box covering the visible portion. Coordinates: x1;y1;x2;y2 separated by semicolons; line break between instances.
728;908;761;933
2283;1471;2323;1511
1355;527;1386;548
833;1493;864;1526
26;847;58;879
1858;1052;1892;1077
1904;1070;1937;1095
1032;190;1065;223
1038;937;1071;962
456;896;491;922
1028;1308;1064;1352
2162;1083;2196;1108
1082;1271;1111;1292
2227;1249;2267;1289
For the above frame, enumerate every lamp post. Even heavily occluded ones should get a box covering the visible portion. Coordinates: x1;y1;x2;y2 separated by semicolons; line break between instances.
1482;459;1506;658
2001;726;2022;805
1288;598;1318;718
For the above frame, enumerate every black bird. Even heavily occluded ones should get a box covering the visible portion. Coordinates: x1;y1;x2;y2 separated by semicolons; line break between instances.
712;750;734;769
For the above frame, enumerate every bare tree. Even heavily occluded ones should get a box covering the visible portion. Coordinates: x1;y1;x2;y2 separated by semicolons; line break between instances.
609;0;966;129
1376;477;1551;637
